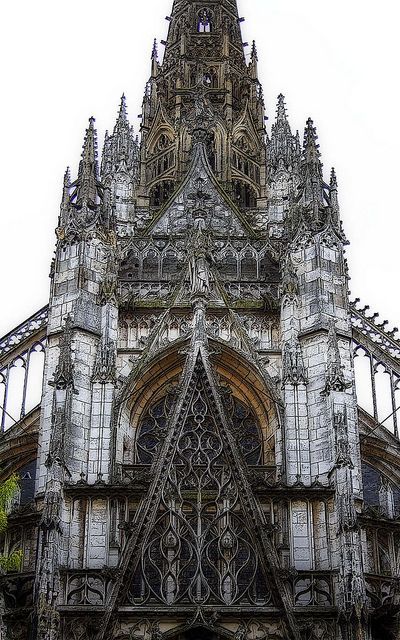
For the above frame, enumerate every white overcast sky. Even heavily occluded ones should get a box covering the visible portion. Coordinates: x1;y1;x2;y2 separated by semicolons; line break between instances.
0;0;399;337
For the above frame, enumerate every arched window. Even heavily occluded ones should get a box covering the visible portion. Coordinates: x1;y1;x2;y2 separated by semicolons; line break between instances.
241;250;258;280
149;181;175;208
162;250;178;279
119;250;140;280
219;251;238;279
206;131;216;171
197;9;212;33
130;373;270;608
142;250;160;280
203;68;218;88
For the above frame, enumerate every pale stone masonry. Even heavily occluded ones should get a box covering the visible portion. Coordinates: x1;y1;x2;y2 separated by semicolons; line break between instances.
0;2;399;640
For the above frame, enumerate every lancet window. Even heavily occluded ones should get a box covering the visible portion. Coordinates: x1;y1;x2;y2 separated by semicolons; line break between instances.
203;68;218;88
219;250;238;279
362;462;400;518
142;250;160;281
240;250;258;280
197;9;212;33
233;180;257;209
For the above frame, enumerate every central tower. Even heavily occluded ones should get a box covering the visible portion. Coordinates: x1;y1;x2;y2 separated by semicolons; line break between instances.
137;0;267;209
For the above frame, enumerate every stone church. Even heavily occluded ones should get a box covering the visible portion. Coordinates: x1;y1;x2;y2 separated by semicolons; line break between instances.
0;1;399;639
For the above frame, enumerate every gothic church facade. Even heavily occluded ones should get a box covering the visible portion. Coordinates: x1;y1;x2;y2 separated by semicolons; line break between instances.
0;2;400;640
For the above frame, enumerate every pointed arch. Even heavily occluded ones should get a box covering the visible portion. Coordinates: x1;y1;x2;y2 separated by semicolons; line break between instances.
115;340;281;469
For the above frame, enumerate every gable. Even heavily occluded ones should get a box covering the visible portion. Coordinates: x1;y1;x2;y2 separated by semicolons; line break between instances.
148;138;251;237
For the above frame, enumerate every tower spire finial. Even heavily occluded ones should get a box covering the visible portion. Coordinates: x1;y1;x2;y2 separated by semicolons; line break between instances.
118;93;128;123
251;40;258;62
72;117;101;210
303;117;322;167
297;117;328;224
151;38;158;60
62;167;71;205
151;38;159;77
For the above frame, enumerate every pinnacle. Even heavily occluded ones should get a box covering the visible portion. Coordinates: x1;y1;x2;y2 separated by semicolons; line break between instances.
251;40;258;61
82;117;97;163
117;93;128;123
151;38;158;60
330;167;338;189
63;166;71;186
276;94;288;123
74;116;100;208
303;117;321;163
61;167;71;208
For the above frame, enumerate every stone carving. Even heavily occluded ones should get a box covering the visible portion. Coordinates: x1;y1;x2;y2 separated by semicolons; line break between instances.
49;315;75;391
92;336;116;383
99;250;118;305
321;321;351;395
46;407;66;467
281;255;299;302
282;336;308;385
334;408;354;469
188;226;212;297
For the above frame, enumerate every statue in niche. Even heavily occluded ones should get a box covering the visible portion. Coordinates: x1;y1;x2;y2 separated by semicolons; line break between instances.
188;218;212;296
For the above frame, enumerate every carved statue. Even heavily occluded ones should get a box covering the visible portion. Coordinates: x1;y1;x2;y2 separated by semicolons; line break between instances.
188;227;212;296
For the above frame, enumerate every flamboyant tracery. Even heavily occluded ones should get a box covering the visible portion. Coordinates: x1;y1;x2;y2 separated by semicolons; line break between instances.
136;393;262;466
131;366;269;607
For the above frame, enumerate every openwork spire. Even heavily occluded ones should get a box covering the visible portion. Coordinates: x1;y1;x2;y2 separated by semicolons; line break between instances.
163;0;246;68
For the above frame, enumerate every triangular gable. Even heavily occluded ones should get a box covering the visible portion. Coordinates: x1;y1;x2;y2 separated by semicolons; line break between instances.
147;138;254;237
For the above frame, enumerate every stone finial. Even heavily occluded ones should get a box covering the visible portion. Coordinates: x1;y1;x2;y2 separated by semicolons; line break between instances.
61;167;71;208
73;117;101;210
296;117;328;225
276;93;287;123
117;93;128;124
151;39;159;77
251;40;258;62
330;167;340;220
268;94;300;173
321;321;351;396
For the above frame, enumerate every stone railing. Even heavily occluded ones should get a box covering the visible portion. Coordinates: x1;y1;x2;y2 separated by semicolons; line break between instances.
0;306;48;362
